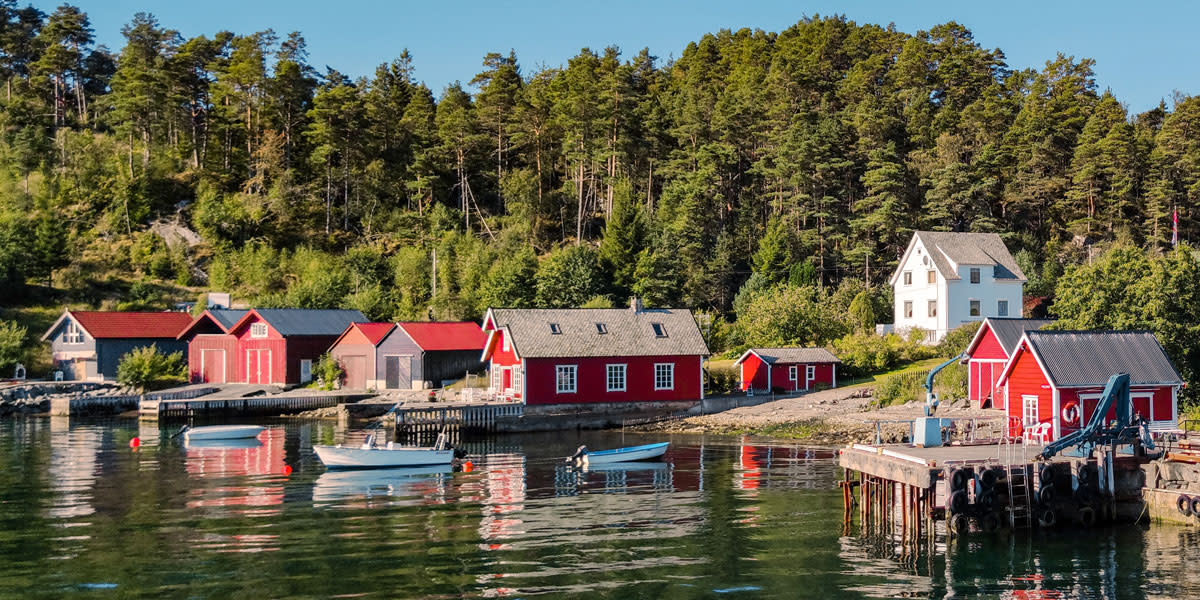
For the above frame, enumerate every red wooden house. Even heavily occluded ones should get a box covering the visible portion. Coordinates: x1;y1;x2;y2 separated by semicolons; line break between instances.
219;308;366;386
733;348;839;393
177;309;248;383
480;301;709;405
996;330;1183;441
961;317;1052;408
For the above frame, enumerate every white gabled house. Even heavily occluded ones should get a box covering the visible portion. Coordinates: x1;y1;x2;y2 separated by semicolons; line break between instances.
889;231;1026;343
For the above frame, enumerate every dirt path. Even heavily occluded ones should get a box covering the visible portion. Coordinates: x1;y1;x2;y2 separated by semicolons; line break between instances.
646;386;1008;445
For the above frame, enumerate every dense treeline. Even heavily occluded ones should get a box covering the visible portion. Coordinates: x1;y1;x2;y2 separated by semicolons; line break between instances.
3;6;1200;335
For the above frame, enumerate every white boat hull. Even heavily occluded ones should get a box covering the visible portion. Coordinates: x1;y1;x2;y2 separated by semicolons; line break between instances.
314;444;455;469
584;443;669;465
183;425;265;442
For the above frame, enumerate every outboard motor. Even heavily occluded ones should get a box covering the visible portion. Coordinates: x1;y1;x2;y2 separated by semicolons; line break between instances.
567;445;588;465
451;445;467;460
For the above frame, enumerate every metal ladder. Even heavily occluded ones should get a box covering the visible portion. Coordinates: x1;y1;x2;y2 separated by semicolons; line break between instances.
1001;435;1033;528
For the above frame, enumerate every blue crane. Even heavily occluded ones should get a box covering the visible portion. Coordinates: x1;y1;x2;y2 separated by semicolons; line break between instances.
924;353;966;417
1037;373;1155;460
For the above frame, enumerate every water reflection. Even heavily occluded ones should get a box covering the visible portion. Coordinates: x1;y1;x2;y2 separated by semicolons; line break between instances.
5;418;1200;599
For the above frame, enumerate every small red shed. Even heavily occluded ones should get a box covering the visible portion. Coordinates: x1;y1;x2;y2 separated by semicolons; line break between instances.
224;308;366;386
178;309;249;384
481;301;709;405
733;348;839;393
961;318;1052;409
996;330;1183;441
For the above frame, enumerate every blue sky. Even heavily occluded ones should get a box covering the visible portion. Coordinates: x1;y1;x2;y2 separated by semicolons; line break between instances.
41;0;1198;113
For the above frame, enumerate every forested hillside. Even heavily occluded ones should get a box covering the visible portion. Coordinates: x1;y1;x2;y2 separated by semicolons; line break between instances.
2;5;1199;351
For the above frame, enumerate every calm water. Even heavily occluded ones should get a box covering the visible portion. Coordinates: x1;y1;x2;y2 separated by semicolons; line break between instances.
2;418;1200;599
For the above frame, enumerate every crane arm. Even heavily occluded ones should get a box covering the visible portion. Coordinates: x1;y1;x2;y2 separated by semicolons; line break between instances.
1038;373;1130;460
924;352;966;417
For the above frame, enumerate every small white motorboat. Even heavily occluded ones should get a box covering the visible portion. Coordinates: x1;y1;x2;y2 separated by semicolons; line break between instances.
181;425;265;442
568;441;670;466
313;432;459;469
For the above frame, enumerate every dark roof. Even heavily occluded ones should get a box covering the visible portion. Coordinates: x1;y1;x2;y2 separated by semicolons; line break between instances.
736;348;840;365
42;310;193;341
907;231;1026;282
1024;330;1183;387
986;318;1054;355
398;321;487;351
487;307;709;358
209;309;248;331
248;308;367;336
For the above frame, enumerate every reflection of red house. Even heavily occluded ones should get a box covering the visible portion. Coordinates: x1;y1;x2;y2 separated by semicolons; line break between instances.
481;301;709;405
178;309;248;383
961;318;1052;409
733;348;839;393
996;331;1183;441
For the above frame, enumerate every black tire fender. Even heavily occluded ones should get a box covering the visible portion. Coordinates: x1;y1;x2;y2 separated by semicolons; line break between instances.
1178;494;1192;516
949;489;969;514
1078;506;1097;527
1038;508;1057;528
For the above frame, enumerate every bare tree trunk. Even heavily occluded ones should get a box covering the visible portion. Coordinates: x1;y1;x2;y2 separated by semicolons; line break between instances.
325;163;332;234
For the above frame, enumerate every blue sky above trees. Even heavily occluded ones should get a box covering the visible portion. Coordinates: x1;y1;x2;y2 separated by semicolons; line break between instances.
53;0;1200;113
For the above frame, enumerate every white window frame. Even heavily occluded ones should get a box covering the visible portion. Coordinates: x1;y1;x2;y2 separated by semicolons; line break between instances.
927;270;936;284
502;333;510;352
927;300;937;317
512;366;522;395
903;301;913;319
606;363;626;392
903;271;912;286
1022;395;1039;427
654;363;674;391
997;299;1009;317
63;321;84;344
490;365;502;391
969;267;981;284
806;365;816;381
788;366;797;381
969;299;981;317
556;365;577;394
251;322;268;338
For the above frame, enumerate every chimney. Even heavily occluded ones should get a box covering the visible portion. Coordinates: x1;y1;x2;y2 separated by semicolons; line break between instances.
630;297;643;313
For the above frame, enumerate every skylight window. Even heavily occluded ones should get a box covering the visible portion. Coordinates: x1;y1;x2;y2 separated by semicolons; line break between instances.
595;323;608;334
549;323;562;334
651;323;667;338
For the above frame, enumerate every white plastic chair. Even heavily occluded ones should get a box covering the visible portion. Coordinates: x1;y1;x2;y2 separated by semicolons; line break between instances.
1024;422;1052;445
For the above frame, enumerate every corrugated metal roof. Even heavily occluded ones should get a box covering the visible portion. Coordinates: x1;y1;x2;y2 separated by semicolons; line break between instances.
986;318;1054;355
397;321;487;351
1025;330;1183;387
69;311;194;339
488;307;709;358
209;309;248;331
913;231;1026;281
738;348;840;365
252;309;367;336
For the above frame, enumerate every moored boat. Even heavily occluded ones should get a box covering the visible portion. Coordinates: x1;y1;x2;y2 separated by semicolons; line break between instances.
181;425;265;442
568;441;670;466
313;443;456;469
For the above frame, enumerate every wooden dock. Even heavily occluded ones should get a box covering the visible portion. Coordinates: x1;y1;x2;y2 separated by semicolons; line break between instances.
51;386;219;417
139;391;374;421
391;402;524;435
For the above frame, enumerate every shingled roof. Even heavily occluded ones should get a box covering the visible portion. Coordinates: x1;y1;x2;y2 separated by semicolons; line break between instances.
1016;330;1183;387
734;347;840;365
486;307;709;358
893;231;1027;283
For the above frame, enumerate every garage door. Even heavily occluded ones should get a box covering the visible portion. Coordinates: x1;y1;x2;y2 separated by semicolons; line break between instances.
384;355;411;390
342;355;367;390
201;349;226;383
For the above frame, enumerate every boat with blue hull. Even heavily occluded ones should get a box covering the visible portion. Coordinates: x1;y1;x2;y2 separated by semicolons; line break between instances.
568;441;670;465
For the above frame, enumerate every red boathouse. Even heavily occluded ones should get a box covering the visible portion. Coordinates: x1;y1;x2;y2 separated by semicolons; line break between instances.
961;317;1053;409
733;348;839;393
218;308;366;386
996;330;1183;441
178;308;249;384
480;300;709;405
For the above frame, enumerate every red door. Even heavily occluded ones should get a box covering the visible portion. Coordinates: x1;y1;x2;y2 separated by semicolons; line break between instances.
201;349;225;383
246;349;270;384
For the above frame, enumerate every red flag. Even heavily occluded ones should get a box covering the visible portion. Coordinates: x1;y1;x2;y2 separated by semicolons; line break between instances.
1173;208;1179;247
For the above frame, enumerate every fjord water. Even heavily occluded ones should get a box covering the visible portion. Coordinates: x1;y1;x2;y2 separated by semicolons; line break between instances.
2;418;1200;599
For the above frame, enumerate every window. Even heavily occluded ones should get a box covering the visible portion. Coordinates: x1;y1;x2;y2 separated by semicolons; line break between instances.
251;322;268;338
512;367;522;394
903;271;912;285
549;323;562;335
969;300;981;317
927;270;936;284
903;301;913;319
654;363;674;390
651;323;667;338
969;267;981;284
300;359;313;383
490;366;502;391
806;365;816;381
595;323;608;334
502;334;510;352
788;366;797;381
1022;395;1039;427
555;365;577;393
63;321;83;344
997;300;1009;317
927;300;937;318
606;364;626;392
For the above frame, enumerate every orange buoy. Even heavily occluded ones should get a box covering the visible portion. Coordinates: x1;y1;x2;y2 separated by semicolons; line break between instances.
463;461;474;473
283;465;293;476
128;437;140;449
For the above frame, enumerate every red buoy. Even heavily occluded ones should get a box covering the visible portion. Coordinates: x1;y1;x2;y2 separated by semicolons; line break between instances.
463;461;474;473
128;437;140;449
283;465;293;476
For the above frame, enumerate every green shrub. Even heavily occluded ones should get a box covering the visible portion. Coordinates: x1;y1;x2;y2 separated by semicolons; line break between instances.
937;321;982;356
117;345;186;391
0;320;27;373
315;353;343;391
874;361;966;408
706;365;740;395
833;332;936;377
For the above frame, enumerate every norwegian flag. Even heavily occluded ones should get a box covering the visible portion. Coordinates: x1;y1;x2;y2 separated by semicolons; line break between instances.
1172;207;1179;247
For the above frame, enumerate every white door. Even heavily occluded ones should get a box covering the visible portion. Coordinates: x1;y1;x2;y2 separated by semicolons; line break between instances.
300;359;312;384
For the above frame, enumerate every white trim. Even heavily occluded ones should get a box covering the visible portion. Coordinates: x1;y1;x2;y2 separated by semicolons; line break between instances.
250;322;268;338
654;362;675;391
1052;387;1061;440
700;359;705;400
805;364;816;390
63;320;85;345
555;364;577;394
1022;395;1039;427
606;363;627;392
788;365;798;381
832;365;837;388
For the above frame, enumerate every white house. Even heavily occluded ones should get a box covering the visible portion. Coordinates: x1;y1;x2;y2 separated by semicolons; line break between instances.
889;231;1026;343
